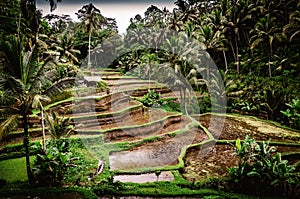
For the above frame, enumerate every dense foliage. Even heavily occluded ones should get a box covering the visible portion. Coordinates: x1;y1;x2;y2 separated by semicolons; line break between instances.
228;135;300;196
0;0;299;197
117;0;300;128
32;141;79;187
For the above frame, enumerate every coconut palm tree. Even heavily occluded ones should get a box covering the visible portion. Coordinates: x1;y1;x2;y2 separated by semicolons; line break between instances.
50;31;81;64
283;8;300;42
0;35;53;184
250;14;281;77
0;34;75;184
32;95;50;152
76;3;106;67
196;24;228;71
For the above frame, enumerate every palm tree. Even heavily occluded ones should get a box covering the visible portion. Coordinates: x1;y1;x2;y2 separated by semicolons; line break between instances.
32;95;50;152
160;34;203;115
250;14;281;77
76;3;106;67
221;0;254;74
283;8;300;42
50;31;81;64
197;24;228;71
0;35;53;184
0;34;75;184
141;53;157;91
45;111;72;140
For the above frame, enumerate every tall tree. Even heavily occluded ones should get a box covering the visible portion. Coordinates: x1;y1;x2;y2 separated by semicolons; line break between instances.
0;35;53;184
76;3;106;67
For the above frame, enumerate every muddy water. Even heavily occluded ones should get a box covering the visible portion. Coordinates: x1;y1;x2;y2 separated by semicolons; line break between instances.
113;171;174;183
109;129;207;171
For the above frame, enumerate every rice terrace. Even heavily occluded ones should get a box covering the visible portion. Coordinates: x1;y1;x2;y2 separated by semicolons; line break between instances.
0;0;300;198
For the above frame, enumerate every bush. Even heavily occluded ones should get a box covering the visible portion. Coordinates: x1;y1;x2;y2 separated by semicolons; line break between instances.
97;80;109;92
227;135;300;196
141;90;162;107
280;99;300;129
32;141;80;187
161;99;181;112
198;96;211;113
49;90;73;104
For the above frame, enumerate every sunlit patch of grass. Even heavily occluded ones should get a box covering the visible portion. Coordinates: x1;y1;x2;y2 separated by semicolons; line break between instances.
0;156;35;183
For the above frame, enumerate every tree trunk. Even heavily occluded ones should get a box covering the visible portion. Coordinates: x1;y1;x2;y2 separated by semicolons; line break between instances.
148;63;151;92
183;88;189;115
88;31;91;67
235;36;239;74
268;41;272;77
41;110;46;152
229;40;236;72
23;110;34;185
223;50;228;72
268;56;272;77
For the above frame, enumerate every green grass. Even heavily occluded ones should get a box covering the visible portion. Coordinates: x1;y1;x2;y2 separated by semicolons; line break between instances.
0;156;35;183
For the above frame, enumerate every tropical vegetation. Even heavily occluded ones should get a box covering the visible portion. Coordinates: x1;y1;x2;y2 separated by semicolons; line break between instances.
0;0;299;198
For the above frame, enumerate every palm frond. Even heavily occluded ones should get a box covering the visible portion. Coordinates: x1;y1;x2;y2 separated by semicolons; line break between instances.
45;111;73;139
45;69;58;81
32;94;51;110
28;56;54;96
0;114;19;140
44;77;76;97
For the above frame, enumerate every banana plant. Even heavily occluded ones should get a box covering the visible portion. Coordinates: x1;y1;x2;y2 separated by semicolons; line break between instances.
280;99;300;129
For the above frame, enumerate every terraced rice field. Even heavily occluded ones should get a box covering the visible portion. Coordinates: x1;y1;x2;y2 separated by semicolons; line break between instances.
1;69;300;185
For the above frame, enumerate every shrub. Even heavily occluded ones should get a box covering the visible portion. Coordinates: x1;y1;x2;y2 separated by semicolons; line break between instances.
227;135;300;196
32;141;80;187
198;96;211;113
161;99;181;112
46;111;73;140
280;99;300;129
49;90;73;104
97;80;109;92
141;90;162;107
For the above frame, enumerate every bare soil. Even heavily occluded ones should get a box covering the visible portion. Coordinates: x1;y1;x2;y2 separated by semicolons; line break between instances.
182;144;238;181
182;143;300;182
81;109;174;131
67;99;139;118
194;114;300;143
104;115;192;143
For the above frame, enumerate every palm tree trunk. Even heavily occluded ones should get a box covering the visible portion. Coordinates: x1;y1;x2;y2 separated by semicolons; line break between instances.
183;88;189;115
268;42;272;77
22;110;34;185
41;110;46;152
88;31;91;67
223;50;228;72
229;40;236;72
148;64;151;92
235;36;239;74
268;56;272;77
